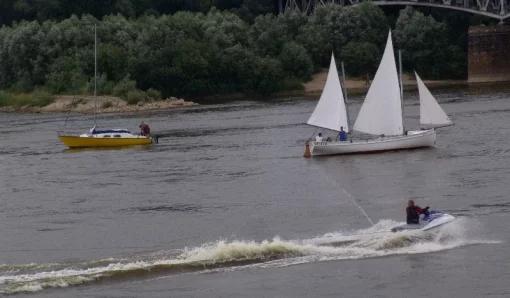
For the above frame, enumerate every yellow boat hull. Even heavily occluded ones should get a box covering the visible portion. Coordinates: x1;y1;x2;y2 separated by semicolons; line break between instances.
59;135;152;148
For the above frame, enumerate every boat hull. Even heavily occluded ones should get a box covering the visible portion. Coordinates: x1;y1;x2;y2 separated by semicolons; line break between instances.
59;135;152;148
390;211;455;232
310;129;436;156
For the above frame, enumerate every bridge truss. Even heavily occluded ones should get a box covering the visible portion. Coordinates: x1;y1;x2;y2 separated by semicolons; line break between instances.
281;0;510;21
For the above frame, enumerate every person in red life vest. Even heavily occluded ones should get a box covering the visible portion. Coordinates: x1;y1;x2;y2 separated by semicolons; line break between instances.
406;200;430;224
139;121;151;136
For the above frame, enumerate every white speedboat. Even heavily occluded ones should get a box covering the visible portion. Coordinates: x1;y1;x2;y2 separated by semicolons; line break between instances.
304;31;452;157
390;210;456;232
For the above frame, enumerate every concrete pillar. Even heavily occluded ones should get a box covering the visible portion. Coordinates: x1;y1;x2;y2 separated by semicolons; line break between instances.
468;25;510;83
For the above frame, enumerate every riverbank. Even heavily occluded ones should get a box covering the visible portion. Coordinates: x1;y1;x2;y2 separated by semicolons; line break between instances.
0;95;196;113
0;71;502;113
189;73;469;103
277;70;468;98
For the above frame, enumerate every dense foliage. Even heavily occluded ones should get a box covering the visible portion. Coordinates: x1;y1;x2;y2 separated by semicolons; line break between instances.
0;0;276;25
0;3;472;100
393;7;465;79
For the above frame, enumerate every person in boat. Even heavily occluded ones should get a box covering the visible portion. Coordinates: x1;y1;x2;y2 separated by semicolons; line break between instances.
139;121;151;136
315;132;323;142
406;200;430;224
338;126;347;142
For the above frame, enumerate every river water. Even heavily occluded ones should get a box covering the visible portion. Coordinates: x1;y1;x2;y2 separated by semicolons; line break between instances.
1;85;510;297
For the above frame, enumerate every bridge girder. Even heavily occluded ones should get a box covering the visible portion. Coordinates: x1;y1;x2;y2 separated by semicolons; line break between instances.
282;0;510;21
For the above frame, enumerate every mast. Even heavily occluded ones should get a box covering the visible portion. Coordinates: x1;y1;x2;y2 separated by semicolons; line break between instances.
398;49;405;133
341;61;351;133
94;23;97;127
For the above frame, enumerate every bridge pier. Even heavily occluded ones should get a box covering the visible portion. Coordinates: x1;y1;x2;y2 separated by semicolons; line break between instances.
468;25;510;83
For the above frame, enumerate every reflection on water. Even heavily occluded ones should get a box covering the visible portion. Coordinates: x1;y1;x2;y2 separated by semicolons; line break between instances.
63;144;153;153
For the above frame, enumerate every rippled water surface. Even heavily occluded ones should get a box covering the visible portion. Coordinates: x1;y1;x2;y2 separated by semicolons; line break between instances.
1;85;510;297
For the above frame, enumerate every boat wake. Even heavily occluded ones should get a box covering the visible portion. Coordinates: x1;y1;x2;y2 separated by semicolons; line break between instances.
0;218;497;294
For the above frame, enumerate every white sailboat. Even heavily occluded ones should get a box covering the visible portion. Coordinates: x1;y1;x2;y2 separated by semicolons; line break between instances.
305;31;452;157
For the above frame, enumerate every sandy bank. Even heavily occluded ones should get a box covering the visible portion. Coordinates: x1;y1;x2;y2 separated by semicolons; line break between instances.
279;70;467;98
0;95;196;113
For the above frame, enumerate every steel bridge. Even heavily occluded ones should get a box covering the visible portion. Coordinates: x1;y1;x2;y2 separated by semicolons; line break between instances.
279;0;510;21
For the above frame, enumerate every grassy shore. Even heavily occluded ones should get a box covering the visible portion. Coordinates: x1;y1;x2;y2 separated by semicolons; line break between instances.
0;71;506;113
0;90;55;108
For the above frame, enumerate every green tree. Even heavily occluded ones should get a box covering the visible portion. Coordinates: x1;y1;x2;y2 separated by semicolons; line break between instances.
234;0;274;21
394;7;463;79
298;3;387;75
46;56;88;93
341;41;379;77
279;41;313;80
246;57;284;95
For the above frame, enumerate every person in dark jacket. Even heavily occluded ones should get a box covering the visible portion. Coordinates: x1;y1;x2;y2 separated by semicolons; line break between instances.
406;200;429;224
139;121;151;136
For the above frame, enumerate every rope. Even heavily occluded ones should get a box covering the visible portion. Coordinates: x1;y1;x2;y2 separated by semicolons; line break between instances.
58;96;78;135
308;127;319;141
341;188;375;226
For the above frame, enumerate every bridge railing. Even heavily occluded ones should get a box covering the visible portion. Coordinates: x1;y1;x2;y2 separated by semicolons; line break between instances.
281;0;510;21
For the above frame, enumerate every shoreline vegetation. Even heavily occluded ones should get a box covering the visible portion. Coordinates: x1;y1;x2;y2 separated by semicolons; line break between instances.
0;70;495;114
0;1;500;113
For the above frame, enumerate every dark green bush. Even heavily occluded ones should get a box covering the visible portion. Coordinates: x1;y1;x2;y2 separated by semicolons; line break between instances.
146;88;162;101
126;89;147;105
112;76;137;99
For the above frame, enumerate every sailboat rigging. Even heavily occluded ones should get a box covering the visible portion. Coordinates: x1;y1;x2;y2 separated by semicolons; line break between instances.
93;24;97;127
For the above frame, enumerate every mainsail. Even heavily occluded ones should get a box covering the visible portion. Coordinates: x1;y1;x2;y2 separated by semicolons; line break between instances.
416;72;452;127
307;54;349;132
353;31;403;136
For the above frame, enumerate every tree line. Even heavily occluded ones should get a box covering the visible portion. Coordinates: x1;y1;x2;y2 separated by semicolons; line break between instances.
0;0;275;25
0;3;470;101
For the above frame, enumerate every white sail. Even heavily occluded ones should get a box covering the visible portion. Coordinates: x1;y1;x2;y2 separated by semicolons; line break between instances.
353;31;403;136
416;72;452;127
307;53;349;132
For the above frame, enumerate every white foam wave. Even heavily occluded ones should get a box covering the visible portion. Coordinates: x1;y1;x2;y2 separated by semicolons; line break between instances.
0;218;497;294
